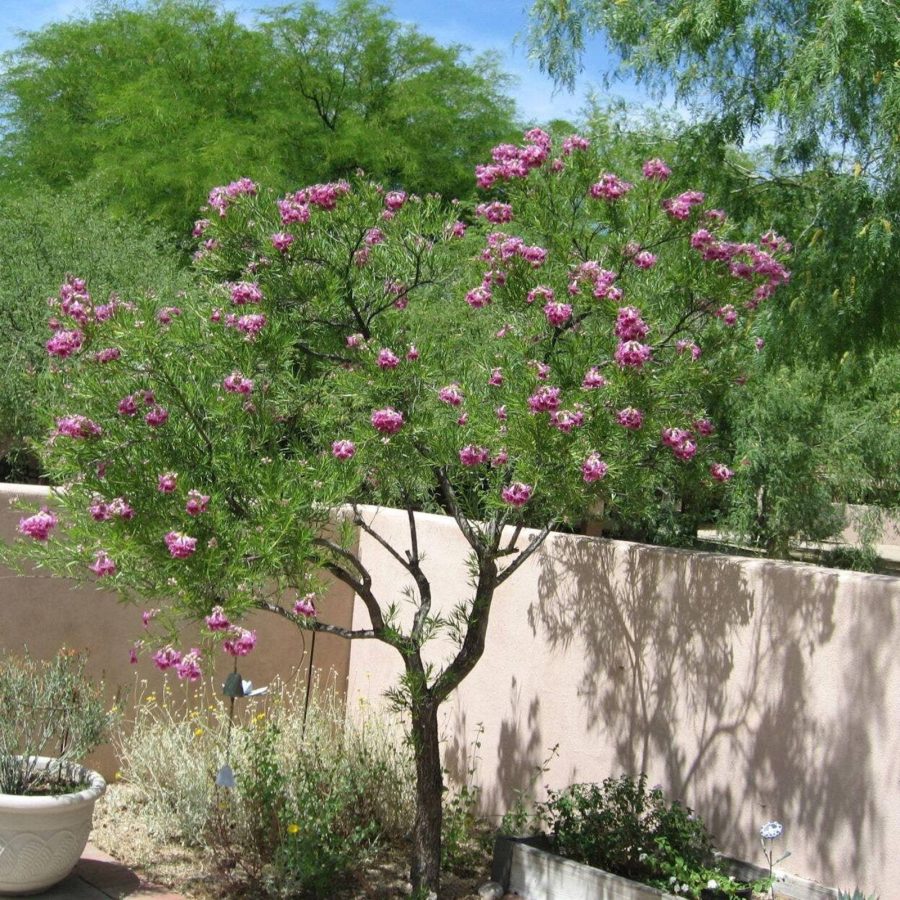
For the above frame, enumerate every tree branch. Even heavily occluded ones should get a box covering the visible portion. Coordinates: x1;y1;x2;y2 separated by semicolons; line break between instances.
496;523;554;586
255;599;378;639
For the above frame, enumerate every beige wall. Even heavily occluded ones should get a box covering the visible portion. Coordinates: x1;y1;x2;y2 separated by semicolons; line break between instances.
0;484;353;778
345;506;900;894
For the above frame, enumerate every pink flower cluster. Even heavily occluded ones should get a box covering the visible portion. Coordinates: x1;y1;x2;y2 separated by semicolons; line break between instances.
276;181;350;223
223;371;254;394
439;384;464;407
230;282;263;305
151;645;203;681
94;347;121;364
710;463;734;482
690;232;791;303
526;285;554;305
57;276;93;325
716;304;738;326
165;531;197;559
528;385;561;413
294;593;317;617
475;128;551;188
206;606;231;631
207;178;258;216
118;389;156;417
90;496;134;521
582;367;607;389
616;407;644;430
332;439;356;460
186;490;210;516
459;445;490;466
371;407;404;434
55;415;102;439
176;648;203;681
475;202;514;224
615;306;650;340
18;507;58;541
89;551;117;578
501;482;533;507
271;232;294;252
384;191;407;210
475;235;548;300
235;313;266;339
663;190;705;220
224;627;257;657
544;300;573;327
615;340;652;369
582;452;608;483
632;250;657;269
277;195;312;224
303;181;351;211
569;262;621;302
550;408;585;433
145;406;169;427
377;348;400;369
46;329;84;358
562;135;590;155
158;472;177;493
156;307;181;325
676;340;702;360
590;173;633;201
642;158;671;180
662;427;697;461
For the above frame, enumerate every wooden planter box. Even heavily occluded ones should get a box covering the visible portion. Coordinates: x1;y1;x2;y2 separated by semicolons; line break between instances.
491;836;839;900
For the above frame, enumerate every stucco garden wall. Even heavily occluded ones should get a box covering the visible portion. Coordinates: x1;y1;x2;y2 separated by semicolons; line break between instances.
345;506;900;894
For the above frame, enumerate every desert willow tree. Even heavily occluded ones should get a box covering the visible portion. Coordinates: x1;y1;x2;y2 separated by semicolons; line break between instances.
11;130;790;894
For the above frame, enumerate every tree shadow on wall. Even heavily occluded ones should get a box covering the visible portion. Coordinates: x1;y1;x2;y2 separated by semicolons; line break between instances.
517;534;888;884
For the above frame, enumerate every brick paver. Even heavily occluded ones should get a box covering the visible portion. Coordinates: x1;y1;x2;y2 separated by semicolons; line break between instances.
30;844;186;899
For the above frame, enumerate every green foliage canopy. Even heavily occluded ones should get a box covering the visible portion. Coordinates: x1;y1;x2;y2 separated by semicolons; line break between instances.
0;0;519;234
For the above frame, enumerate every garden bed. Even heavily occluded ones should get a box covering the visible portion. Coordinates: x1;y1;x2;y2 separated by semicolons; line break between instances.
491;836;839;900
92;784;494;899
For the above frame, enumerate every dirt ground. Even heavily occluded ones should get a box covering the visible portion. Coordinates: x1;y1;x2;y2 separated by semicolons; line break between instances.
91;784;497;899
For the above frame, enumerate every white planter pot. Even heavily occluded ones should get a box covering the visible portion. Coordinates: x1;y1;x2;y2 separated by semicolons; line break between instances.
0;757;106;895
492;836;840;900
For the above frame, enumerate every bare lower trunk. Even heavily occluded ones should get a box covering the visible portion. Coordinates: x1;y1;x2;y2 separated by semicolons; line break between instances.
410;699;443;896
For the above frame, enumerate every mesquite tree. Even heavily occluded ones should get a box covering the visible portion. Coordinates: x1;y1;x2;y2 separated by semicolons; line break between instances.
12;130;790;893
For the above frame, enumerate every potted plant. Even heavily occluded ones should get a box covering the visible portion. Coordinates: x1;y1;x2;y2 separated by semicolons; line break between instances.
0;649;115;895
492;775;769;899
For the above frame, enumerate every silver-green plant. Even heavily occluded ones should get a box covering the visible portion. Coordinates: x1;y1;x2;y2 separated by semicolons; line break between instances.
0;649;115;794
837;891;879;900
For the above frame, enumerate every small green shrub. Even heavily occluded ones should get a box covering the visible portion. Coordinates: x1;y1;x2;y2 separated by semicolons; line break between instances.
116;680;414;897
537;774;771;898
539;774;714;882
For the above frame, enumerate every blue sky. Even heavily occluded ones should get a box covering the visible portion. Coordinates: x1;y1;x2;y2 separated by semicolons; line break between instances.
0;0;656;123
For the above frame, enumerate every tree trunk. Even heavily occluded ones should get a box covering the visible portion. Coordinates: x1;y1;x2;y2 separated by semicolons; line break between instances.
409;698;443;896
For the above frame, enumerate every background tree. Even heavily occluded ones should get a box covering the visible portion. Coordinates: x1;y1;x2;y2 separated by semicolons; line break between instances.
527;2;900;557
0;0;518;235
10;131;791;892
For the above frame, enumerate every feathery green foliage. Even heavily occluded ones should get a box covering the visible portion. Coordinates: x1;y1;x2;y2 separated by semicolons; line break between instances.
0;0;518;235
